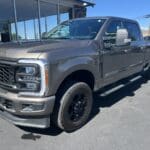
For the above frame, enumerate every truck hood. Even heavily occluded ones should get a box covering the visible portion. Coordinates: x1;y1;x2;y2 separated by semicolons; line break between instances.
0;40;91;60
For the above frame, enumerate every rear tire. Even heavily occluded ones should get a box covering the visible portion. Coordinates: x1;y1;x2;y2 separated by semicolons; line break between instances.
52;81;93;132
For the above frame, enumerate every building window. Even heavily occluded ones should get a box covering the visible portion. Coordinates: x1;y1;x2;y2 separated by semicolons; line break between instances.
61;13;69;22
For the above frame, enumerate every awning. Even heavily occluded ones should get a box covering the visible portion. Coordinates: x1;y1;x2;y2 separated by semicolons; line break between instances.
77;0;95;6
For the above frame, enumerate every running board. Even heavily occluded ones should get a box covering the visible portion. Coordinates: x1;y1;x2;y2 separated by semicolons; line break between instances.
100;75;142;97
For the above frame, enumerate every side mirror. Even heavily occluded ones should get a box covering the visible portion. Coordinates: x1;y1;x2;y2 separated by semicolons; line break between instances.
116;29;131;46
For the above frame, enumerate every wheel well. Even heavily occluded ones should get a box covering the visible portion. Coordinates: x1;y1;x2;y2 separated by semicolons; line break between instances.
57;70;95;95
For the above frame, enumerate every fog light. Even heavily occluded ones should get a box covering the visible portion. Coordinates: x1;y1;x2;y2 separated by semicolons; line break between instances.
21;103;45;112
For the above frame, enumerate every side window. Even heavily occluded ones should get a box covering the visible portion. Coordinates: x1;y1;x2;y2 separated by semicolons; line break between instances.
103;20;122;47
123;22;141;41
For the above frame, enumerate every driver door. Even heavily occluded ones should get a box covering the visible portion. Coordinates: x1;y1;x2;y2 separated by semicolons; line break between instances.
101;20;128;86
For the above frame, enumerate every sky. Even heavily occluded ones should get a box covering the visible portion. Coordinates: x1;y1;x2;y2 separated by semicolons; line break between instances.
87;0;150;29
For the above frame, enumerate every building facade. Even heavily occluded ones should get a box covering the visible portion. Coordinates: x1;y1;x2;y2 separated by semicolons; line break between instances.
0;0;94;42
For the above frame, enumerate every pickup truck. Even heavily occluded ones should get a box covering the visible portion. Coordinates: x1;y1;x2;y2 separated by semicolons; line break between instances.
0;16;150;132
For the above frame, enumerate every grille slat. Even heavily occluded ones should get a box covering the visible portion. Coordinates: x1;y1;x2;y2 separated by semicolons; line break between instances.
0;64;15;87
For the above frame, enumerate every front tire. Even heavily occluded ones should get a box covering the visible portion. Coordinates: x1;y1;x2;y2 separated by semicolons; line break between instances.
53;82;93;132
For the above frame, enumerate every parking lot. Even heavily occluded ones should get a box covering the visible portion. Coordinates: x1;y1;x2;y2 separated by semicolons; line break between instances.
0;77;150;150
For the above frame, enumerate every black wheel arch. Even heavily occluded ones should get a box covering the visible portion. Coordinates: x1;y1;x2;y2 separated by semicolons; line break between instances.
56;70;95;97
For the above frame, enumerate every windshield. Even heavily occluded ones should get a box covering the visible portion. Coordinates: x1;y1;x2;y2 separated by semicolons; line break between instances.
43;19;106;40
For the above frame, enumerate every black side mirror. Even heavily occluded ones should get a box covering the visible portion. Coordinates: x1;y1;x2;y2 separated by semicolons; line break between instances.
116;29;131;46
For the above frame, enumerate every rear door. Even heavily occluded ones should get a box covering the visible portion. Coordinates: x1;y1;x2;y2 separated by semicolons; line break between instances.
122;21;144;73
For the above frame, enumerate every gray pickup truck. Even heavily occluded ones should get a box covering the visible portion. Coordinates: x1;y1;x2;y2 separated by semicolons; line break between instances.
0;16;150;132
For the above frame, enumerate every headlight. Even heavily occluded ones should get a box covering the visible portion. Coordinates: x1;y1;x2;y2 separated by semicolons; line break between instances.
16;65;41;92
17;66;37;75
22;66;36;75
17;60;49;97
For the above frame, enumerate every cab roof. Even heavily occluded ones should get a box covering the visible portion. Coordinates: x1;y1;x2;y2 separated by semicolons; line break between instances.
71;16;138;24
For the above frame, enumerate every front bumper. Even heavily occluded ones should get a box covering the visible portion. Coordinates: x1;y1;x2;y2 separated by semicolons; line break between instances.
0;90;56;128
0;110;51;128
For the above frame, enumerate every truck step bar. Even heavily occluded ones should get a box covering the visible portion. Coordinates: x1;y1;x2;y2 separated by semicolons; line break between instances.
100;75;142;97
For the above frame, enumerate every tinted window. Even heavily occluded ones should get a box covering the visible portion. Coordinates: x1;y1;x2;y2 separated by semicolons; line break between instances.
103;20;122;46
44;19;106;40
106;20;122;34
123;22;141;41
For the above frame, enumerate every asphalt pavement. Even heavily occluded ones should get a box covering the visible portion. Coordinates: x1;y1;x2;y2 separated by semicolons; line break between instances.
0;77;150;150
